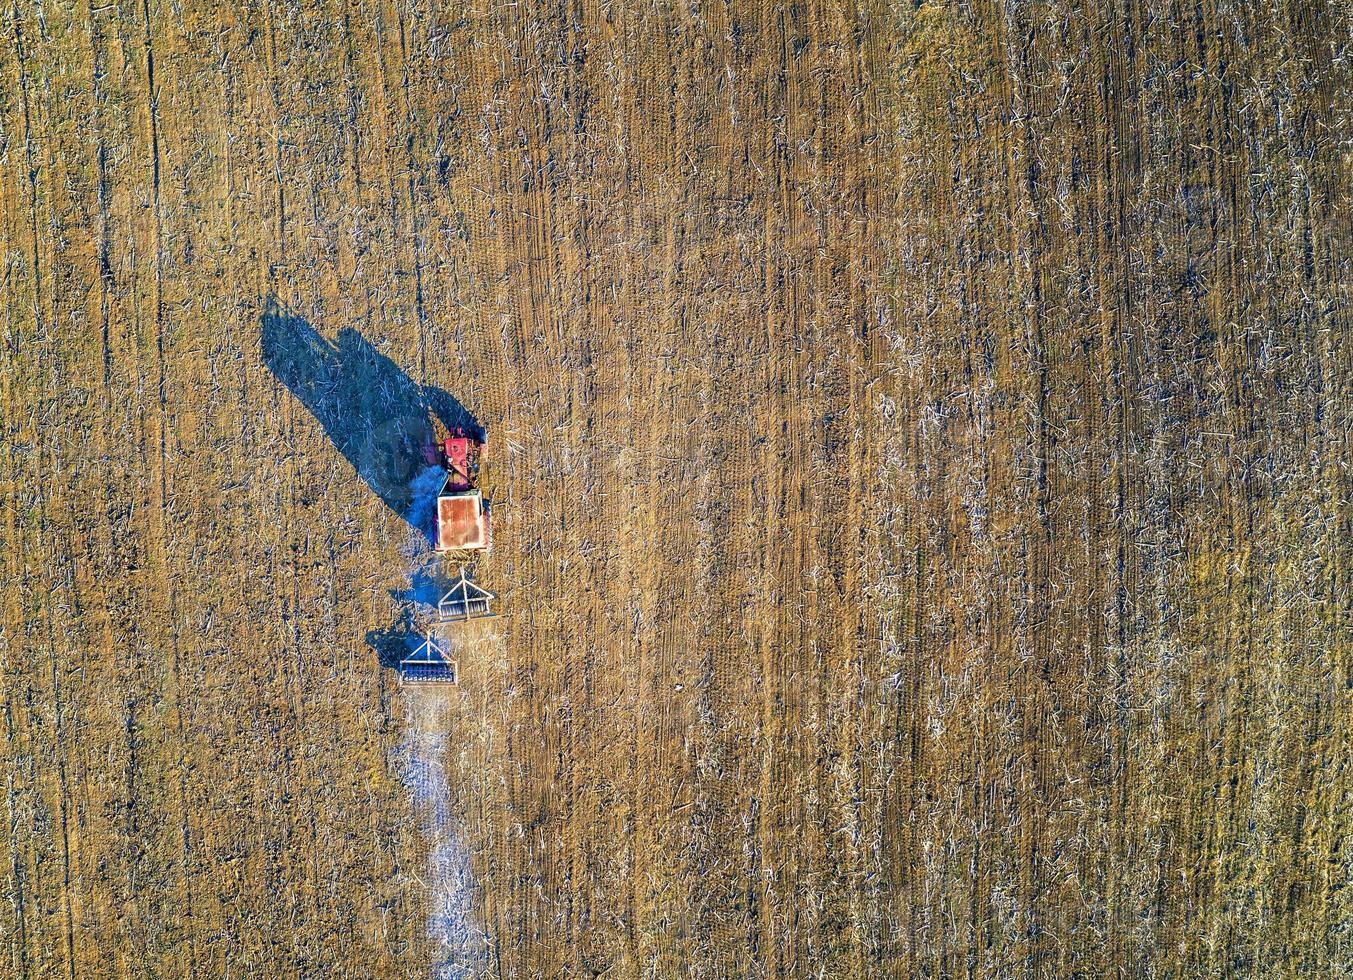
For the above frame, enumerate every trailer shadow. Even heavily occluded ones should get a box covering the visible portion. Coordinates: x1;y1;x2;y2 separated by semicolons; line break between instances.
260;297;482;522
390;563;458;611
369;564;450;669
366;617;416;671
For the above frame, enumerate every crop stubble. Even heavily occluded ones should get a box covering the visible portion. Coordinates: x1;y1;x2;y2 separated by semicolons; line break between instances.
1;1;1350;978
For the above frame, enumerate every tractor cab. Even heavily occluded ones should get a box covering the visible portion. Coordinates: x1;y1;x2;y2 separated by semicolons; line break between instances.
433;429;490;553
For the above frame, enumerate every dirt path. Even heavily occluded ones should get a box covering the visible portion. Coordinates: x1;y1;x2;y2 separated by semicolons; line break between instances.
397;686;487;980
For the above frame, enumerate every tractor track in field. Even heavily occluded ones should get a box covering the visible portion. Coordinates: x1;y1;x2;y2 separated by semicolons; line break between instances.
398;685;488;980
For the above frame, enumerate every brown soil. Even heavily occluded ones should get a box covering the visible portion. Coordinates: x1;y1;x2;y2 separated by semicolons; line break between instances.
2;2;1350;977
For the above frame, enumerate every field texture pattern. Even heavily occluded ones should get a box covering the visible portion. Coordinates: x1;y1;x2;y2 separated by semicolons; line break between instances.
2;1;1351;978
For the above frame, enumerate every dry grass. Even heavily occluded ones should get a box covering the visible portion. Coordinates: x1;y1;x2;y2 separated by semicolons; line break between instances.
1;1;1350;977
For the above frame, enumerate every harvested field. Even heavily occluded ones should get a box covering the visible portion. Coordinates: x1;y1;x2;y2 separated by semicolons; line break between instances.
2;1;1351;978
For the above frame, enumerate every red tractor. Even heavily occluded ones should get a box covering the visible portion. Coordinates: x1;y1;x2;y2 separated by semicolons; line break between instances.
401;427;494;686
428;428;490;553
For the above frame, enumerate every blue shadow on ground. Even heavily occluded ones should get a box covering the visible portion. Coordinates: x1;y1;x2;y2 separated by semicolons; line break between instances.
368;562;462;668
366;615;417;670
260;296;481;522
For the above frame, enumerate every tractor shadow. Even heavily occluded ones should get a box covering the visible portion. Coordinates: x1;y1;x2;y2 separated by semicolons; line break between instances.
260;296;482;523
